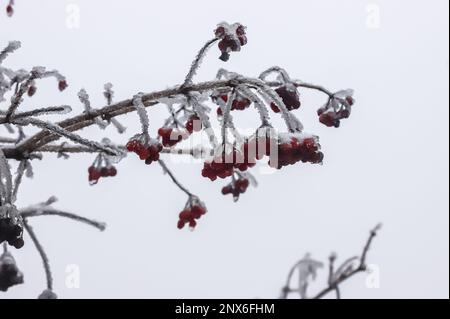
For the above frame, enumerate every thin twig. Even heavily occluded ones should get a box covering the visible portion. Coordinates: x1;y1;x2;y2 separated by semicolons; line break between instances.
20;209;106;231
158;159;194;197
312;224;382;299
23;219;53;290
182;38;219;86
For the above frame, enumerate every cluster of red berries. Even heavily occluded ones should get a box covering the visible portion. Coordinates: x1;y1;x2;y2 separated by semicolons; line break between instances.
88;165;117;185
126;137;163;165
214;23;247;61
270;85;301;113
212;90;252;116
0;252;24;292
157;127;188;147
201;149;256;181
318;96;354;128
185;114;202;134
177;203;207;230
221;178;250;201
269;135;324;169
0;218;24;249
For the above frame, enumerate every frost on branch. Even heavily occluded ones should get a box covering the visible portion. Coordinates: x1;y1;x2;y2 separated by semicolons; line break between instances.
215;22;247;62
1;21;360;297
0;250;24;292
317;89;355;128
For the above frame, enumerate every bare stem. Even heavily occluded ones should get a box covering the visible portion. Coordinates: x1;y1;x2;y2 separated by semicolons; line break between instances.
23;220;53;290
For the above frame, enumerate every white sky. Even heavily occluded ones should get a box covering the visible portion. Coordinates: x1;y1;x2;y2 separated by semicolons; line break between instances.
1;0;448;299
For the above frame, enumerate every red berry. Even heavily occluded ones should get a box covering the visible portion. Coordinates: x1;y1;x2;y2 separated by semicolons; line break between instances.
108;167;117;177
236;25;246;36
215;26;226;38
27;86;37;97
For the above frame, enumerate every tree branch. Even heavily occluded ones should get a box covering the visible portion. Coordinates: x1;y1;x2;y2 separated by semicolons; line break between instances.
312;224;382;299
23;220;53;290
21;209;106;231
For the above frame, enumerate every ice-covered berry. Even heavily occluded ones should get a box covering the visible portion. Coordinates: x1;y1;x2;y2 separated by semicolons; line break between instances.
0;205;24;249
126;134;163;165
214;22;247;61
177;201;207;230
185;114;202;134
270;85;301;113
221;178;250;201
269;134;324;169
158;127;186;147
0;251;24;292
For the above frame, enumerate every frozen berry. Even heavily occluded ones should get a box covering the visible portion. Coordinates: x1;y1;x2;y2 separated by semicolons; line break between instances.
0;252;24;292
270;85;300;113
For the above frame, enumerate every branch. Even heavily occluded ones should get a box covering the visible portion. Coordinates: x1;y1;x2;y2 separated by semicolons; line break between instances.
312;224;382;299
20;209;106;231
158;159;194;197
23;220;53;290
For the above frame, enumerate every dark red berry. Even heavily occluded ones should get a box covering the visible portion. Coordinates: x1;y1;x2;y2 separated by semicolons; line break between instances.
58;80;68;92
27;85;37;97
6;5;13;17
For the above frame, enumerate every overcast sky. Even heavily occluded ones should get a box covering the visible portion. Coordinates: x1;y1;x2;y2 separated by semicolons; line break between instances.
1;0;448;299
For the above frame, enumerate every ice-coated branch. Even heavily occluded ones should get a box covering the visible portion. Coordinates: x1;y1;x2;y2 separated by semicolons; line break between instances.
20;209;106;231
23;220;53;290
0;149;13;204
12;117;120;156
183;38;219;87
236;85;271;127
0;105;72;123
221;89;236;147
132;92;150;135
158;159;194;198
11;160;26;203
4;69;40;121
259;66;291;83
78;88;107;129
0;41;20;64
312;224;381;299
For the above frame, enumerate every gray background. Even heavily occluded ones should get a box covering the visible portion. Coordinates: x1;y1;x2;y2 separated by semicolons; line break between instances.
1;0;448;298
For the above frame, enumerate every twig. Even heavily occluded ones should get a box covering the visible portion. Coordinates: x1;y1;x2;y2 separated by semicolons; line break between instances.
158;159;194;197
20;209;106;231
182;38;219;86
